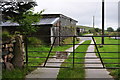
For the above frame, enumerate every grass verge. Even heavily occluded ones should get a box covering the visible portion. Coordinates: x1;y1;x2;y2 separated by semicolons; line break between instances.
95;37;120;79
57;40;91;79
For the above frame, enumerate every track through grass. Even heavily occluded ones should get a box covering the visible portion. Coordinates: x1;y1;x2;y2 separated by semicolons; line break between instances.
57;40;91;79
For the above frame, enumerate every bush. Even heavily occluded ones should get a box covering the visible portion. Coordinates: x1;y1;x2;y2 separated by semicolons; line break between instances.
62;37;73;44
28;37;42;46
76;37;80;42
109;32;120;36
104;31;109;36
78;33;83;36
2;30;13;42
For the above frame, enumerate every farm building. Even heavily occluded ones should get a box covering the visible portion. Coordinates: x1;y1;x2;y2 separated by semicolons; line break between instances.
76;27;86;35
1;14;78;45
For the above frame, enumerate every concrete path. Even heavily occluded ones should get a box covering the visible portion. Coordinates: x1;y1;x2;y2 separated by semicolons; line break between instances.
26;40;85;79
110;37;120;39
85;40;114;80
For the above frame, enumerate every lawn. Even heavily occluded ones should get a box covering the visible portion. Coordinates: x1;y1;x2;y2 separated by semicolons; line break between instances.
2;38;79;79
57;40;91;79
95;37;120;79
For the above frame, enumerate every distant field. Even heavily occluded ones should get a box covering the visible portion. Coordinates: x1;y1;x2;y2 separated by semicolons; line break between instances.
77;25;94;31
95;37;120;79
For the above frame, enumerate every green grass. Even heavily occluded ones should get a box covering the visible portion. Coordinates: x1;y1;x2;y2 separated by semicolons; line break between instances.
95;37;120;79
2;39;79;79
57;40;91;79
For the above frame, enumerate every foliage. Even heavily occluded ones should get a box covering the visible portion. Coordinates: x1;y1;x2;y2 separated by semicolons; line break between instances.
94;28;101;32
62;37;73;44
1;0;37;21
9;9;44;34
108;32;120;36
107;27;114;32
89;28;95;33
28;37;42;46
2;30;13;42
77;25;94;32
78;33;83;36
116;27;120;32
1;0;44;34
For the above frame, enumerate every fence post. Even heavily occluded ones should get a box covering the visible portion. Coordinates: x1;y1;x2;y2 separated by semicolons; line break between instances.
73;35;75;68
25;35;28;65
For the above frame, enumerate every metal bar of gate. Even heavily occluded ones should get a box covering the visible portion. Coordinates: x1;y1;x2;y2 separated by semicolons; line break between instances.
28;51;120;53
27;35;120;37
27;35;119;69
43;37;57;67
92;37;105;68
28;56;120;59
28;44;120;45
28;62;120;64
73;36;75;68
29;66;120;69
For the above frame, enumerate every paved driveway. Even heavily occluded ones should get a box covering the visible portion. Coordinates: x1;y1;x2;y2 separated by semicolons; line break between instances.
79;34;93;41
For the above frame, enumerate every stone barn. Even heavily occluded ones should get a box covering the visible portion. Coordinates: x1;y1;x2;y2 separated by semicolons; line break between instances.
1;14;78;45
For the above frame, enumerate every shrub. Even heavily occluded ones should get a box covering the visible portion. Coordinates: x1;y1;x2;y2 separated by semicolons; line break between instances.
62;37;73;44
2;30;13;42
109;32;120;36
78;33;83;36
76;37;80;42
28;37;42;46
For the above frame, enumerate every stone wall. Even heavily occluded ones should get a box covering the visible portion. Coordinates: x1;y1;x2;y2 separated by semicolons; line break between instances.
2;35;25;70
51;26;75;45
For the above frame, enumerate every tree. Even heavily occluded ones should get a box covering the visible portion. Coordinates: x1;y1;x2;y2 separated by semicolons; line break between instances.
1;0;44;68
89;28;95;33
10;9;44;34
0;0;37;21
116;27;120;32
95;28;101;32
107;27;114;32
1;0;44;34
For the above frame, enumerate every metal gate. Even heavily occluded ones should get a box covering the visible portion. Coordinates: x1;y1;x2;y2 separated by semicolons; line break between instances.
25;35;120;69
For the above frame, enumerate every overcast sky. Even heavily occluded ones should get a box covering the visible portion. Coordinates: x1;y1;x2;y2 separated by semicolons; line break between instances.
34;0;119;30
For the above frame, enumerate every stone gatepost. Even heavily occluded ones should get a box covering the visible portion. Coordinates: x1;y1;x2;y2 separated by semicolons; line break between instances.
12;34;24;68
